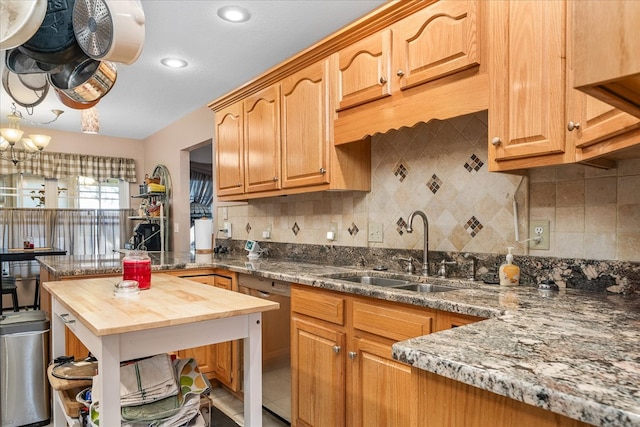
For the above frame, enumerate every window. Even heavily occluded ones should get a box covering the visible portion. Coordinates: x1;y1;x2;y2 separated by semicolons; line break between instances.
0;174;129;209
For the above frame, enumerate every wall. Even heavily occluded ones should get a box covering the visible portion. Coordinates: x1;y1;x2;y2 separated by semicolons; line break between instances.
142;106;215;251
219;111;640;263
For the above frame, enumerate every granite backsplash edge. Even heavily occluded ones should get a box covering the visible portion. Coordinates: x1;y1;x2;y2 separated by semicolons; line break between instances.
220;240;640;295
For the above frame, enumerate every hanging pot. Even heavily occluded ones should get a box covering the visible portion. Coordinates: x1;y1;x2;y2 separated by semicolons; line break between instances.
0;0;48;50
18;0;86;65
73;0;146;65
48;58;117;104
5;48;65;75
53;87;99;110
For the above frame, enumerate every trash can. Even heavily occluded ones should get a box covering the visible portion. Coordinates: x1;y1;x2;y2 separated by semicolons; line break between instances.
1;311;50;427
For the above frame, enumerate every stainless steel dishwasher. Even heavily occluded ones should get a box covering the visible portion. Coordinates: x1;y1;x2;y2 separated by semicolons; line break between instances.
238;275;291;424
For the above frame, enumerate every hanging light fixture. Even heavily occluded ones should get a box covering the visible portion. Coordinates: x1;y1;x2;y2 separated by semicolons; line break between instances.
81;107;100;134
0;113;52;165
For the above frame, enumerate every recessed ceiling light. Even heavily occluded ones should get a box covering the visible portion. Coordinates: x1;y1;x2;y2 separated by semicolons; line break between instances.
217;5;251;23
161;57;188;68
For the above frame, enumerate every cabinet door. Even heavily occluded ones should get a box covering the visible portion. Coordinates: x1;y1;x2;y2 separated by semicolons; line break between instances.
215;103;244;196
292;316;346;427
393;0;481;91
244;85;281;193
488;0;570;170
212;274;238;390
281;60;330;189
565;4;640;162
349;337;414;427
335;29;392;111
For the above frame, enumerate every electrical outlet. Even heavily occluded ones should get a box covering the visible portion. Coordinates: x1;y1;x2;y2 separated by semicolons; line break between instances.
368;222;383;243
529;220;550;250
222;222;232;239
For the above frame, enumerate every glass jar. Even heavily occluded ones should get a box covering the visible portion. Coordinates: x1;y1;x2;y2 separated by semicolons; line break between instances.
122;250;151;290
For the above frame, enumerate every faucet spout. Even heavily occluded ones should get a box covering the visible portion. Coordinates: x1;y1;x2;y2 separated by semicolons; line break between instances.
406;210;430;276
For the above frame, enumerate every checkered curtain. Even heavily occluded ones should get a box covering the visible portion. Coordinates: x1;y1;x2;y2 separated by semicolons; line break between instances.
0;150;137;182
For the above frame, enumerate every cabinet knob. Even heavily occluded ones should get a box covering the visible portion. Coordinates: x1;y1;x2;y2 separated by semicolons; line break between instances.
567;121;581;132
379;76;387;84
348;351;358;360
273;176;278;182
237;182;242;187
333;345;341;354
319;167;326;174
491;137;502;146
396;70;405;77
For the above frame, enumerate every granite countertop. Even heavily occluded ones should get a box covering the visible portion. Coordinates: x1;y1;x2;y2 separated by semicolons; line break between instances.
37;252;640;427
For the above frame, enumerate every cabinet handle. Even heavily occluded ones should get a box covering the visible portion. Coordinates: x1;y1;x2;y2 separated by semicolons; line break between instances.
59;313;75;325
491;137;502;146
379;76;387;84
348;351;358;360
319;167;326;174
333;345;341;354
237;182;242;187
396;70;405;77
273;176;278;182
567;121;581;131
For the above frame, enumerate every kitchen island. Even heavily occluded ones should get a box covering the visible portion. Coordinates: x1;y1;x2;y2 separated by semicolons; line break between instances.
43;273;279;427
37;252;640;426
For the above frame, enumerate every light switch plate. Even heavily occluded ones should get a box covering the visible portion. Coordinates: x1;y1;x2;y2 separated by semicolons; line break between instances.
368;222;383;242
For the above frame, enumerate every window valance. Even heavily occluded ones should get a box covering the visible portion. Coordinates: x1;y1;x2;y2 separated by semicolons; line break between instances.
0;150;137;182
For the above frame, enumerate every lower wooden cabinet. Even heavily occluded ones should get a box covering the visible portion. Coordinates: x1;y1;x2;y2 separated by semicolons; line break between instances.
416;370;592;427
291;284;437;427
168;270;240;391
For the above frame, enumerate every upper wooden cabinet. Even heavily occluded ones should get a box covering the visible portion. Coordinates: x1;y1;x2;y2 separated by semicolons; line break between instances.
281;60;330;189
334;0;487;144
215;103;244;196
244;85;281;194
488;0;640;172
572;0;640;119
336;29;392;111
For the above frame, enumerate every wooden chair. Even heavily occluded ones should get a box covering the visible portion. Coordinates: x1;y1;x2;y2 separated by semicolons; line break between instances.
1;276;20;313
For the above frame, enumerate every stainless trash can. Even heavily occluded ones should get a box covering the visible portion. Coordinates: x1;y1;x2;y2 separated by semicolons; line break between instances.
1;311;50;427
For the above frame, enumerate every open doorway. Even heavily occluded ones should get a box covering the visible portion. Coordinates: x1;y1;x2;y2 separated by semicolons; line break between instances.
189;140;213;250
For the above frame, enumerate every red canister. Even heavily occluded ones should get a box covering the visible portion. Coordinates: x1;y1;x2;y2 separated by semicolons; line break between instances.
122;250;151;290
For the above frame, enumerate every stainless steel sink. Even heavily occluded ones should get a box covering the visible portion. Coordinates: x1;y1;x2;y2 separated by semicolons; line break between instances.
337;276;410;287
394;283;458;293
331;274;459;293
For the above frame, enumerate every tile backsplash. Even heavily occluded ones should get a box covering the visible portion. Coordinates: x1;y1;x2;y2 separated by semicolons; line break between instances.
218;110;639;263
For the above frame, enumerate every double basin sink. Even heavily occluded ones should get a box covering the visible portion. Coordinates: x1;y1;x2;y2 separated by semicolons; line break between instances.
330;274;458;293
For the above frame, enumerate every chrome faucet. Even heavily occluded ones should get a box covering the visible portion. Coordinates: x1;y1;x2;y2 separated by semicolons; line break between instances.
405;210;430;276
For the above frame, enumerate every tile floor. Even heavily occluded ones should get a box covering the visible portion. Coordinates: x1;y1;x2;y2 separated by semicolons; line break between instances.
209;386;289;427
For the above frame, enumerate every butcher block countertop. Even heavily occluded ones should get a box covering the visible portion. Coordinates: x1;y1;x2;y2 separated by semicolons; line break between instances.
42;273;279;337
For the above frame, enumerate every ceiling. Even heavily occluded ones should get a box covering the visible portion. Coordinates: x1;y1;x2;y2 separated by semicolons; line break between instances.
0;0;386;140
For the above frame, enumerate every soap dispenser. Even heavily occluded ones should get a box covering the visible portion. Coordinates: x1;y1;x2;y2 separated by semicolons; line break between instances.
499;247;520;287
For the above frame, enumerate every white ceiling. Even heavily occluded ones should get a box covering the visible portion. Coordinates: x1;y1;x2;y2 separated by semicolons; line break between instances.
1;0;386;140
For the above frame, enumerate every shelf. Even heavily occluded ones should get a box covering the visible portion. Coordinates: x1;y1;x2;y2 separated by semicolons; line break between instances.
132;192;166;198
128;215;164;221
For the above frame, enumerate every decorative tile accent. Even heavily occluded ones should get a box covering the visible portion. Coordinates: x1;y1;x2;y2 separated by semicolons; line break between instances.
245;223;252;234
464;154;484;173
394;161;409;182
348;222;359;236
291;222;300;236
427;174;443;194
396;218;407;235
464;216;483;237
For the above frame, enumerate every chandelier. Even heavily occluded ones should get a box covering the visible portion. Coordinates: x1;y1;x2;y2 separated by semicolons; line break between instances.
0;113;52;166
